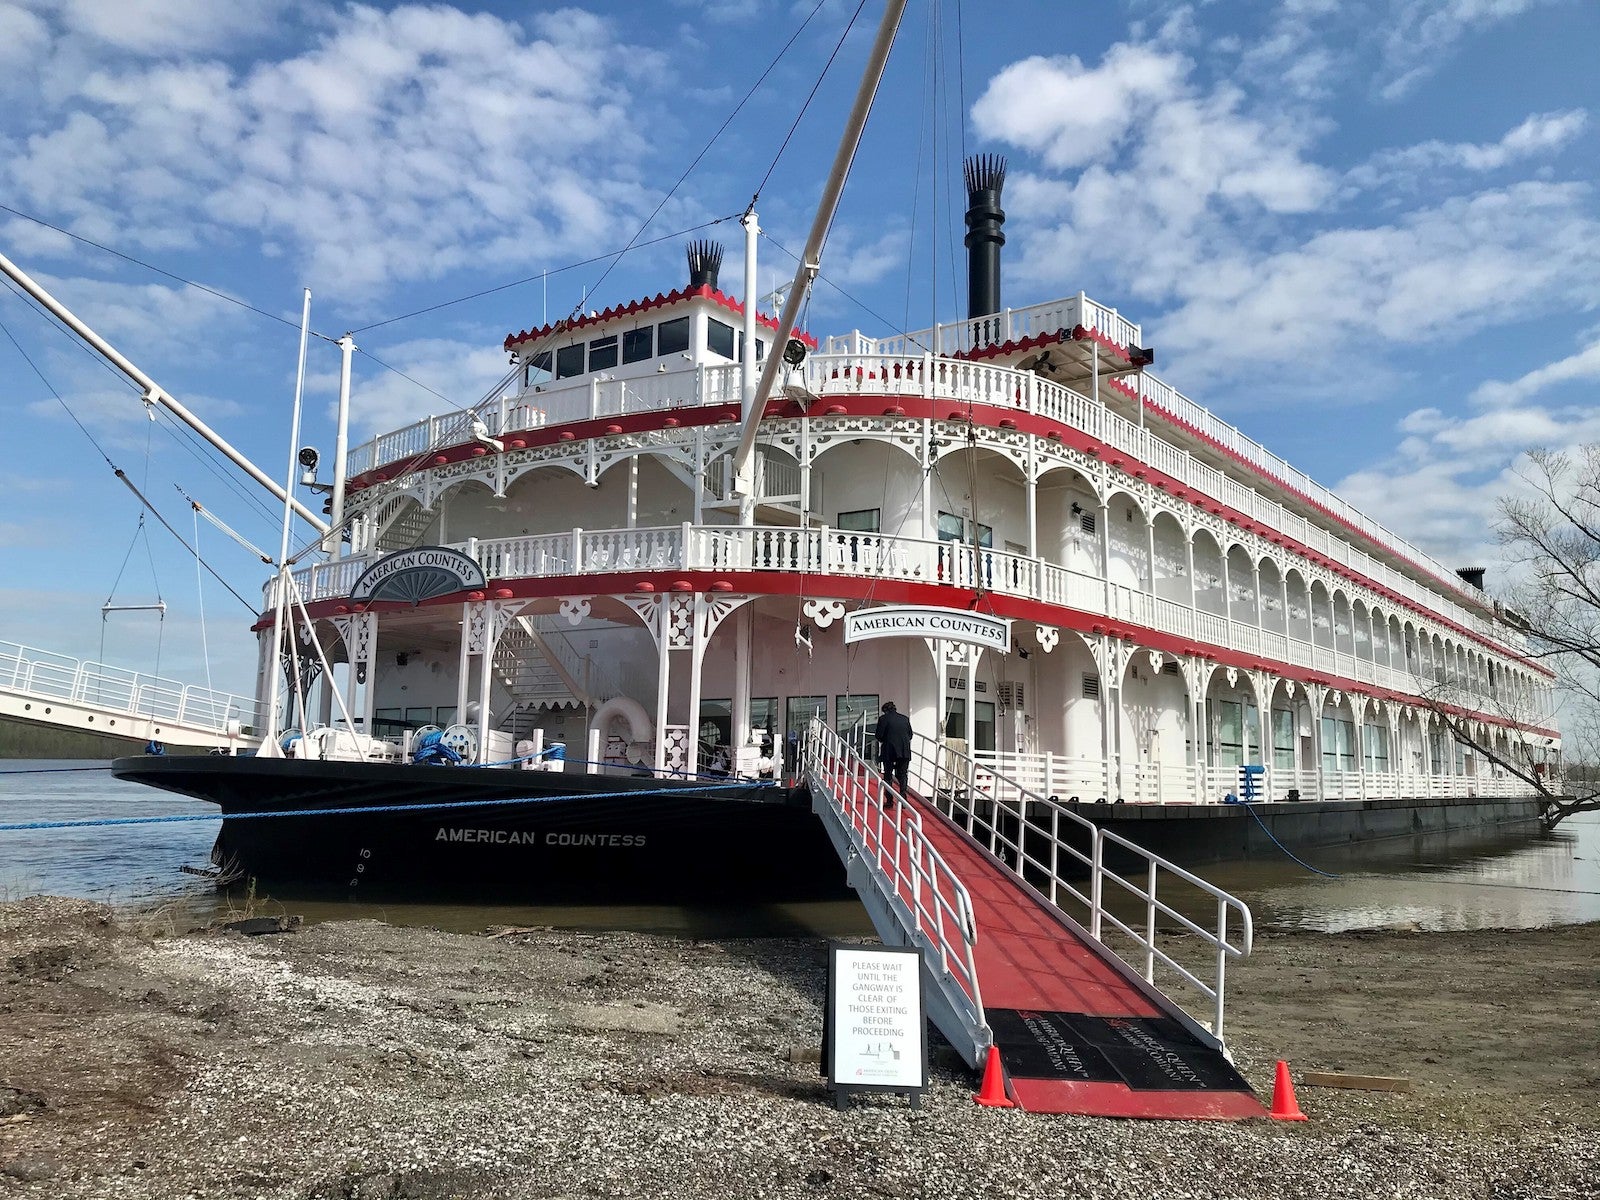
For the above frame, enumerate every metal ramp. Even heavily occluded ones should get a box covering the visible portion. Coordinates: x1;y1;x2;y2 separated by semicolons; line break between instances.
803;720;1266;1119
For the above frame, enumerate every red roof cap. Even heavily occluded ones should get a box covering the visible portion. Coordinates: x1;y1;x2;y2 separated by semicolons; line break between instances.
504;284;818;351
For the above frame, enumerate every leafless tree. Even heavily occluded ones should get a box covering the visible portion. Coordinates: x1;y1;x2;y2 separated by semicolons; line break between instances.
1431;447;1600;827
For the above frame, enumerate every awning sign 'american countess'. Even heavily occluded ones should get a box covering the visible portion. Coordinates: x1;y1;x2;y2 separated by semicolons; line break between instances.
843;605;1011;651
350;547;488;605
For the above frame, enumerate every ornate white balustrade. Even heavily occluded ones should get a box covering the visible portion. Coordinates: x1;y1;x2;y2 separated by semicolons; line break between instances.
282;525;1549;727
341;344;1525;662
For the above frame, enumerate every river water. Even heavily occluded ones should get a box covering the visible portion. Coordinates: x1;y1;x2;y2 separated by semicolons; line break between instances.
2;759;1596;934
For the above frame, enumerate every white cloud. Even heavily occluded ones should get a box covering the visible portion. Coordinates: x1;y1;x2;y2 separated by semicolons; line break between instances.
1349;110;1588;190
971;46;1190;171
50;0;293;54
1379;0;1557;99
3;4;673;302
1472;336;1600;407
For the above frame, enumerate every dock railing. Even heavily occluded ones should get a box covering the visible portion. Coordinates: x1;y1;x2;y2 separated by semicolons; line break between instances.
908;732;1253;1043
803;718;989;1062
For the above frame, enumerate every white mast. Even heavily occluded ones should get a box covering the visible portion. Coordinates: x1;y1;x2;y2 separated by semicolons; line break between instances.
730;0;909;498
0;248;330;536
329;333;355;558
259;289;314;757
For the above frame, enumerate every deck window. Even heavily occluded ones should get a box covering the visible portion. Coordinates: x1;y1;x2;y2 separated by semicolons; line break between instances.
749;697;777;742
943;698;995;753
837;508;880;532
523;350;553;387
1272;708;1296;771
588;334;618;371
938;512;992;546
707;318;736;359
698;698;732;751
1363;722;1389;771
622;326;654;364
1321;717;1357;773
658;316;691;356
555;342;585;379
784;695;825;774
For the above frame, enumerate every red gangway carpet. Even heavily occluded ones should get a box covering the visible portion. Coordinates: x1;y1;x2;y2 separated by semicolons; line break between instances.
898;790;1266;1119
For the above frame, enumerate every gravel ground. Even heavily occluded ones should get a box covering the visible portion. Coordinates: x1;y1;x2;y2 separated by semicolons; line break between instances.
0;896;1596;1199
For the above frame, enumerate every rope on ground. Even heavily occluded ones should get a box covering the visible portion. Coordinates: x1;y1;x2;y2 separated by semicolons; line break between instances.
1234;799;1343;878
0;780;785;833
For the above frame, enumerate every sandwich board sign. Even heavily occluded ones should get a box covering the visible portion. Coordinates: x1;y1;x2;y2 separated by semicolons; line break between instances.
823;943;926;1109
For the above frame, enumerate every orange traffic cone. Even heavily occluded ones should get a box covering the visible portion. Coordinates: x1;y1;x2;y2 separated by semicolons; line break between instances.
973;1045;1015;1108
1269;1059;1307;1121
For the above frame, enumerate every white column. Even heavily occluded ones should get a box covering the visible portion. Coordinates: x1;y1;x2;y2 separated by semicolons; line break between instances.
654;600;671;773
455;602;473;732
732;605;753;754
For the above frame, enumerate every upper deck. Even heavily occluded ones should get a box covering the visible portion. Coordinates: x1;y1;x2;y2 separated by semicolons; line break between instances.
343;292;1522;662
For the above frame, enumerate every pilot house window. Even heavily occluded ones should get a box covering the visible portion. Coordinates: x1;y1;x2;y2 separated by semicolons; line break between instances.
588;334;618;371
622;327;654;364
658;316;691;356
555;342;585;379
707;318;736;358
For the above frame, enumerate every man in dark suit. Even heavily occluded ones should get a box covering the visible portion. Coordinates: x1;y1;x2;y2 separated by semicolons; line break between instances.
873;701;913;799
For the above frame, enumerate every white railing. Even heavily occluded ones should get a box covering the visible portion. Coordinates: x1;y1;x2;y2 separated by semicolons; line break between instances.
0;639;258;735
824;294;1141;360
967;748;1541;806
281;525;1557;735
803;718;987;1044
1127;370;1490;618
911;732;1250;1042
343;345;1521;659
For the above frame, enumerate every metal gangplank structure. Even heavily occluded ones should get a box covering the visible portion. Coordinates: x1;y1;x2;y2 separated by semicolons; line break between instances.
803;719;1266;1119
0;640;258;755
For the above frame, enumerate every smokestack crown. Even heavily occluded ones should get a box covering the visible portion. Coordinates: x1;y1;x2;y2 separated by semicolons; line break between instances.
686;239;724;291
963;154;1008;322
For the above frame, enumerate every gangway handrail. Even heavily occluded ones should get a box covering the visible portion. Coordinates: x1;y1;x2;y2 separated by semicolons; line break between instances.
910;731;1253;1042
802;718;988;1045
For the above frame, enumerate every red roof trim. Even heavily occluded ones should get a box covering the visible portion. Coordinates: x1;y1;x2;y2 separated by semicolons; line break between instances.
503;284;818;351
956;323;1131;365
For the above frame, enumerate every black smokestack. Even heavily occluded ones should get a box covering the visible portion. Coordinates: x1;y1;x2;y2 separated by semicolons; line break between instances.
964;154;1007;322
686;239;724;291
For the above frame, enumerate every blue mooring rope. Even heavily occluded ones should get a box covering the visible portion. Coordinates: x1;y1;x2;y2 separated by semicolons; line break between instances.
0;766;117;775
0;779;779;833
1232;797;1342;878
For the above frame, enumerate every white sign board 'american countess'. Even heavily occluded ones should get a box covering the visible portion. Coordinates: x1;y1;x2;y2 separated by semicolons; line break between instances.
350;547;489;605
843;605;1011;652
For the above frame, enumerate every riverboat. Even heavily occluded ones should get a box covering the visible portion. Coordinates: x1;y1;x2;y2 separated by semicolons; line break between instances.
69;6;1555;893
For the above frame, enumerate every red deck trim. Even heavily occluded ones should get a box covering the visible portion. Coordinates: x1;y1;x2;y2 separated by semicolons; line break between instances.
283;569;1555;738
503;284;819;351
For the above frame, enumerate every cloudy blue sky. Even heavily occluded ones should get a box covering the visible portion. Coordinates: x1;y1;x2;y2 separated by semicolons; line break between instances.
1;0;1597;695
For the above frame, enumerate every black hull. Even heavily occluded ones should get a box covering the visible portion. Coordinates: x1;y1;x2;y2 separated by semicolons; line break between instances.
111;756;848;903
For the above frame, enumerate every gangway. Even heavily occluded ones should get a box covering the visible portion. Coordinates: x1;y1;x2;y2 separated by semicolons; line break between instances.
803;719;1265;1119
0;639;258;755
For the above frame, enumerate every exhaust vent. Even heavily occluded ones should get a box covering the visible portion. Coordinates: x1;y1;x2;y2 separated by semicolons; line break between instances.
963;154;1007;325
686;239;724;291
